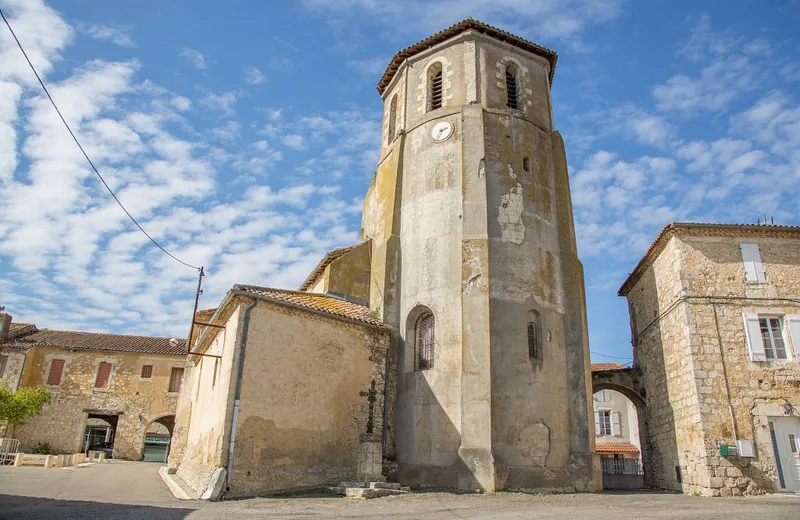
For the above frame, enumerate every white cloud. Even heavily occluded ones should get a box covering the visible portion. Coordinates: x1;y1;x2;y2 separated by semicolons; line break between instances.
199;89;237;115
170;95;192;111
652;56;755;113
780;62;800;82
244;66;265;85
348;56;388;76
210;120;241;142
78;23;135;47
179;47;206;69
281;134;305;150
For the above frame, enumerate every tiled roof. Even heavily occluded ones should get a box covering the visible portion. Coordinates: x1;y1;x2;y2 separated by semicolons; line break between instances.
591;363;626;372
378;18;558;95
618;221;800;296
596;443;640;454
234;284;383;327
298;243;363;292
9;322;36;338
2;328;187;356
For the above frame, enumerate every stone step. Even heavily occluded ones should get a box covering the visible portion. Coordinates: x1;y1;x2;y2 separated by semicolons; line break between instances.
345;487;406;499
327;482;407;499
370;482;401;490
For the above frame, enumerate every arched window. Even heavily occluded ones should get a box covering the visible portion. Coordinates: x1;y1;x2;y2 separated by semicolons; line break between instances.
506;64;520;110
387;95;397;144
415;312;435;370
528;310;542;360
428;63;443;112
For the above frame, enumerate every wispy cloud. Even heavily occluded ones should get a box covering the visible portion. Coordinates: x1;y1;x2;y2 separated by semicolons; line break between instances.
179;47;206;69
198;88;237;115
244;66;265;85
78;23;135;48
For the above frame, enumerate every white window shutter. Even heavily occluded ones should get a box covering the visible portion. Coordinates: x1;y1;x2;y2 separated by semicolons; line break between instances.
594;410;601;435
740;243;766;282
785;314;800;361
743;313;766;361
612;411;622;436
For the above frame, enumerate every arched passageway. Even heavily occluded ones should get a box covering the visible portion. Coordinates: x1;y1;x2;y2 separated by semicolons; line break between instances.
591;367;649;490
142;415;174;463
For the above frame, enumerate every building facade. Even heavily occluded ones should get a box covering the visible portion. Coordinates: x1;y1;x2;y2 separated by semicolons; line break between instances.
170;19;598;498
620;222;800;496
0;314;186;461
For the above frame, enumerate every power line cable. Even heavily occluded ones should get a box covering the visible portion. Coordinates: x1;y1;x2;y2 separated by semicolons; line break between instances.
590;350;632;360
0;7;200;272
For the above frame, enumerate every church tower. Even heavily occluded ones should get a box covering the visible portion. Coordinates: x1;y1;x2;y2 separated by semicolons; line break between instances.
361;19;598;492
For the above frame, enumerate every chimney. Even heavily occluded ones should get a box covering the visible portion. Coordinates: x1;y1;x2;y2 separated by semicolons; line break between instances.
0;312;11;343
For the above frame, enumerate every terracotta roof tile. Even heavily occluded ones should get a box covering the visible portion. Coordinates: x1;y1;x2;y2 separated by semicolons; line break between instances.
234;284;383;327
298;243;363;292
591;363;626;372
9;322;36;338
378;18;558;95
2;328;186;356
596;443;640;454
619;221;800;296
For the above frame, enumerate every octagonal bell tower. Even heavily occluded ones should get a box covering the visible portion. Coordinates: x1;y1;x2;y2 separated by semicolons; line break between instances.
361;19;598;492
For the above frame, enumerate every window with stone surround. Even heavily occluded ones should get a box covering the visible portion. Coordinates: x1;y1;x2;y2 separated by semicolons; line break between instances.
47;359;65;386
415;312;435;370
140;364;153;379
505;63;520;110
95;362;112;388
427;63;443;112
743;313;800;361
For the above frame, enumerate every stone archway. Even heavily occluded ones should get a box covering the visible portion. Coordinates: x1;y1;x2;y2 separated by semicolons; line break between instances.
591;367;650;489
142;415;174;463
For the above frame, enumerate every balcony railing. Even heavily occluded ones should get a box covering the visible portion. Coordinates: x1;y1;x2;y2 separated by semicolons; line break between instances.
601;457;643;475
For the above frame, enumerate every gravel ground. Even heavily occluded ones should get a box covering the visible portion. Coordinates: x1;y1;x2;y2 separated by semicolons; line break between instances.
1;462;798;520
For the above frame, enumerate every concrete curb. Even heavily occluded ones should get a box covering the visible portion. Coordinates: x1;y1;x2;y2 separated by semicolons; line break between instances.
158;466;192;500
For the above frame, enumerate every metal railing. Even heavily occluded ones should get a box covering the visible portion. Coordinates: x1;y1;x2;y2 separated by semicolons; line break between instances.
601;457;643;475
0;438;20;466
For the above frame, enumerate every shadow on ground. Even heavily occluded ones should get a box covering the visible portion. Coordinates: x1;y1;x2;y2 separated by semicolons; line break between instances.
0;494;196;520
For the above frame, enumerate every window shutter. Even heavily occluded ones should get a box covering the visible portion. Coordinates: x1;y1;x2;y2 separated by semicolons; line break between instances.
612;411;622;436
740;243;766;282
169;367;184;393
785;314;800;360
95;362;112;388
47;359;65;385
594;410;601;435
743;313;766;361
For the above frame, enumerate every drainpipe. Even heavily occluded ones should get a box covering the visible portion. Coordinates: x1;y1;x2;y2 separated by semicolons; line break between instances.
225;299;259;491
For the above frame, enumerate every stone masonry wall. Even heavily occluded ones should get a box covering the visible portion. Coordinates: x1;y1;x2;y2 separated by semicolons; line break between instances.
12;346;184;459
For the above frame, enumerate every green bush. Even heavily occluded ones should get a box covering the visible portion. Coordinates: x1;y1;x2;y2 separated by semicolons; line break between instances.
31;442;54;455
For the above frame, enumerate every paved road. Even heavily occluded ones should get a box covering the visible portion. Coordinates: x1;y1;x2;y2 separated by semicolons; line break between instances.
1;462;799;519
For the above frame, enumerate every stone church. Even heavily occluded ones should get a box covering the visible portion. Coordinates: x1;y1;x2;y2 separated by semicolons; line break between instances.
168;19;598;498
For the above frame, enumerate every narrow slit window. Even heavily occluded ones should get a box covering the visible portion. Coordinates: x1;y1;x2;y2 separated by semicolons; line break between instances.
522;157;530;172
387;95;397;144
506;64;519;110
428;64;443;112
528;309;542;360
416;313;435;370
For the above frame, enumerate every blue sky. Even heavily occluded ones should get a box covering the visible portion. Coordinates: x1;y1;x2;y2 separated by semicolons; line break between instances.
0;1;798;365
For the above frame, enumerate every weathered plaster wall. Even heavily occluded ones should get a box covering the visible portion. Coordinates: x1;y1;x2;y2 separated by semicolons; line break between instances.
12;346;183;459
325;240;372;303
172;303;241;495
0;350;26;392
228;301;391;495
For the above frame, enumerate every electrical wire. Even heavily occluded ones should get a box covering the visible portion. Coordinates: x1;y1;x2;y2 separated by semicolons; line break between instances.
0;7;200;272
590;350;632;360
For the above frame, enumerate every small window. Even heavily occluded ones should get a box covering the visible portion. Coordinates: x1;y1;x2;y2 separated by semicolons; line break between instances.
0;356;7;378
95;362;112;388
416;313;435;370
740;243;766;282
428;63;443;112
506;64;519;110
522;157;530;172
759;317;787;360
141;365;153;379
47;359;65;386
168;367;184;393
528;310;542;360
598;410;612;435
387;95;397;144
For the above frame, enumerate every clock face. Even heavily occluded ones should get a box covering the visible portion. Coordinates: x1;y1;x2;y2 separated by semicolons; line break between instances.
431;121;453;142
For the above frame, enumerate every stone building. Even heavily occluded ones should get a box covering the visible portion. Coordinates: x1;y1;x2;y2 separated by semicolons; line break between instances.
170;18;598;498
619;222;800;496
0;313;186;460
